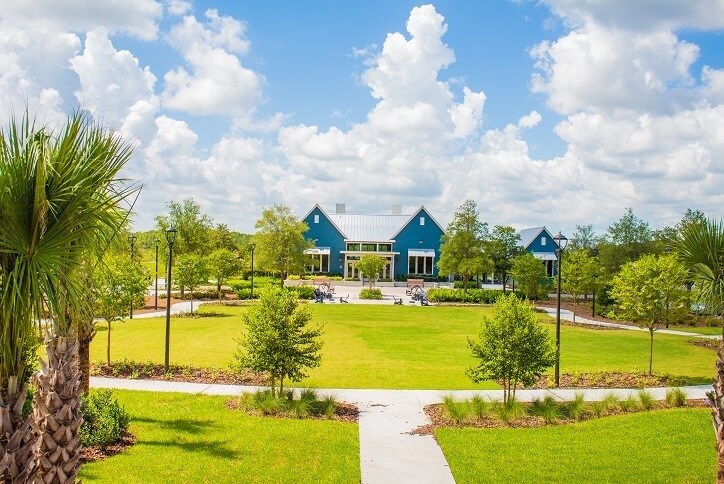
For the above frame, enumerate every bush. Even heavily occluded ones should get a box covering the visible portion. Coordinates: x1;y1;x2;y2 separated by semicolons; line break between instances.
427;288;521;304
530;395;561;424
234;288;259;300
237;389;341;419
453;280;479;289
442;395;470;424
80;390;130;448
287;285;316;300
360;288;383;300
666;387;688;407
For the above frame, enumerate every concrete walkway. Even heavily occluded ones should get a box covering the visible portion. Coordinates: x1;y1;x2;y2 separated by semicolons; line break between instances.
90;377;711;484
536;306;722;339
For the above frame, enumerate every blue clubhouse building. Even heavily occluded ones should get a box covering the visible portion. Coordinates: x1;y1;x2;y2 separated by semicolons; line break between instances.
302;204;445;280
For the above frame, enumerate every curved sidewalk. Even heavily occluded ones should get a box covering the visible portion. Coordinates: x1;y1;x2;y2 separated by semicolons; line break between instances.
91;377;711;484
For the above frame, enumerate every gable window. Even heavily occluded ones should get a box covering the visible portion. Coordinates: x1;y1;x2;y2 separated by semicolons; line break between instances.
314;214;319;224
541;236;546;246
420;216;425;226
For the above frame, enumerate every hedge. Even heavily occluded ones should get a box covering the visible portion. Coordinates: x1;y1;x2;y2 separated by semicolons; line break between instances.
426;288;522;304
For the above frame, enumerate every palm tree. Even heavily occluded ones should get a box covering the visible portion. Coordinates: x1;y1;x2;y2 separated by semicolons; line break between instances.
0;111;136;482
676;218;724;482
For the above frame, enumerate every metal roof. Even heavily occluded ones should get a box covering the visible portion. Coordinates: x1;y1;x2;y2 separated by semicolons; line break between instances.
518;227;546;249
328;213;409;242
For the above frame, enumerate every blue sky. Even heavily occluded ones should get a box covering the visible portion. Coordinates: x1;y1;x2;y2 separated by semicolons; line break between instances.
1;1;723;236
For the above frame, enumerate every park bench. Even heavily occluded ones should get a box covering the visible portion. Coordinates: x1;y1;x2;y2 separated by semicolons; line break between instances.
338;294;349;303
392;295;404;305
405;279;424;296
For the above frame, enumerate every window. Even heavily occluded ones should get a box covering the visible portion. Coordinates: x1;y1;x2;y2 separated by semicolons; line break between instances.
408;256;434;275
314;214;319;224
541;236;547;246
361;243;376;252
305;253;329;273
378;243;392;252
347;243;360;251
420;216;425;226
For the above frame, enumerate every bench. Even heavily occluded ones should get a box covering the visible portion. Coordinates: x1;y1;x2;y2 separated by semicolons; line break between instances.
407;279;424;288
339;295;349;304
392;295;404;305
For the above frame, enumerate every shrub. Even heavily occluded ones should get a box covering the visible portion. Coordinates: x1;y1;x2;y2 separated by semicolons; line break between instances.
427;288;522;304
638;390;655;410
360;288;383;300
530;395;561;424
442;394;470;424
80;390;130;448
565;392;586;421
666;387;687;407
237;389;340;419
470;395;491;419
287;285;316;300
619;395;639;412
493;397;526;423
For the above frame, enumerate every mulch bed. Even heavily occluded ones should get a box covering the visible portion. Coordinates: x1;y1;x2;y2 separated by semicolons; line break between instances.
90;362;268;386
529;371;674;389
225;398;360;423
80;432;136;463
690;339;721;351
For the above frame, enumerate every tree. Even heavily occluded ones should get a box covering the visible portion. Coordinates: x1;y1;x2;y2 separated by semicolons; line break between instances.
603;207;654;272
438;200;491;292
675;218;724;481
155;197;214;257
0;111;136;481
610;254;686;375
208;249;243;301
485;225;522;292
94;255;149;365
234;287;323;396
568;224;596;251
510;252;548;300
561;249;599;323
355;255;387;289
467;294;554;405
253;204;312;286
174;254;210;313
210;223;242;252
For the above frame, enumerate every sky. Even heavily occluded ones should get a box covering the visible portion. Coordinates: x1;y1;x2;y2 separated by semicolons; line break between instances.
1;0;723;236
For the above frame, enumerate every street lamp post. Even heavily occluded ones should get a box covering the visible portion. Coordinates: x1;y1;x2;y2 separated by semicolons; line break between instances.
164;227;177;373
250;243;256;299
128;234;137;319
553;231;568;388
590;247;598;317
154;236;160;310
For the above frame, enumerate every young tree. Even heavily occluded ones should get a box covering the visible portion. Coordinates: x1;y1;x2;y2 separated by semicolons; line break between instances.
561;249;598;323
234;287;323;396
568;224;596;251
603;207;655;271
253;204;312;286
174;254;210;313
94;255;149;364
0;111;136;481
438;200;491;292
355;255;387;288
210;223;242;252
485;225;522;292
610;254;686;375
510;252;548;300
467;294;554;404
208;249;243;301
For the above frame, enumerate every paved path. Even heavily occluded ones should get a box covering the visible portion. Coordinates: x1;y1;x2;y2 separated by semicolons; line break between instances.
536;306;722;339
91;377;711;484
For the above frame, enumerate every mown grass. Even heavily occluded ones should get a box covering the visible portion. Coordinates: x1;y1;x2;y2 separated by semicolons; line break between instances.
90;304;716;389
78;390;359;483
436;408;714;483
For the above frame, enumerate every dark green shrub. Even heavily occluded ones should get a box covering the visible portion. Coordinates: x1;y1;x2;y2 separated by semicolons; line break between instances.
287;285;316;299
80;390;130;448
360;288;383;300
427;288;522;304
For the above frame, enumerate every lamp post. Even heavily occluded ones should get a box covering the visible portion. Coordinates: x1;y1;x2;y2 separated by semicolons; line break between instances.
164;227;177;373
154;236;160;310
553;231;568;388
250;243;256;299
128;233;137;319
590;247;598;317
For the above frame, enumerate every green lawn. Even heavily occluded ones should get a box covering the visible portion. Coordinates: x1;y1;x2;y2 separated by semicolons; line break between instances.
78;390;359;483
91;305;716;389
666;325;722;335
436;408;714;483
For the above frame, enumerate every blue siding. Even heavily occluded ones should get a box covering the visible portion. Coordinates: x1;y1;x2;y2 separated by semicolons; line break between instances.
525;228;557;255
393;208;445;278
302;207;346;274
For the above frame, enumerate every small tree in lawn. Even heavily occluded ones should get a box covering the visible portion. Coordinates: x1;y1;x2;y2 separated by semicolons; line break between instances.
611;254;686;375
467;294;554;405
234;287;323;396
94;254;149;365
175;253;210;313
561;249;598;323
355;255;387;288
208;248;242;301
510;252;548;300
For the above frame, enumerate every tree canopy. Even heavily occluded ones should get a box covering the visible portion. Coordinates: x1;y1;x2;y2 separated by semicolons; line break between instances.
253;204;312;285
155;197;214;256
438;200;491;290
510;252;548;300
174;253;210;312
355;255;387;288
485;225;522;290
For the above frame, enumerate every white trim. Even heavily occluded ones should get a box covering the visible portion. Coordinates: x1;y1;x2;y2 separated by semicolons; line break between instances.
304;247;330;255
408;249;435;257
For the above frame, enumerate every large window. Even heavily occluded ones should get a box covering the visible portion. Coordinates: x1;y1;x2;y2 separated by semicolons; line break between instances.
361;243;377;252
346;242;393;252
408;256;434;275
305;253;329;273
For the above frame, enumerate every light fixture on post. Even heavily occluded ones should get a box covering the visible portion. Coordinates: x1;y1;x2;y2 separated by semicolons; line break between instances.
590;247;598;317
164;226;177;373
553;231;568;388
154;236;160;310
128;233;137;319
250;242;256;300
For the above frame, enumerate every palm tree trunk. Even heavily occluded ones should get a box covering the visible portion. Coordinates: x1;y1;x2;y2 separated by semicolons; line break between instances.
0;379;35;482
78;333;92;395
25;335;83;483
710;349;724;483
